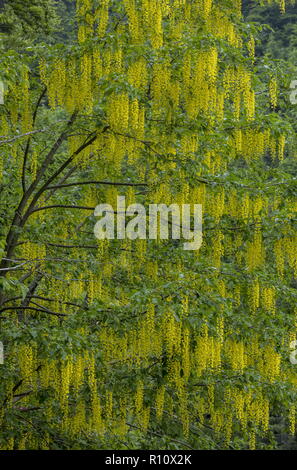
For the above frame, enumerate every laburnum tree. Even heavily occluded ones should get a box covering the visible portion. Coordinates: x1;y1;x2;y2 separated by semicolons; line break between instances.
0;0;296;450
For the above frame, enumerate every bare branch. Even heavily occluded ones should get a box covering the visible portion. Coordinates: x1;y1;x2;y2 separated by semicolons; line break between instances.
0;129;46;146
0;306;66;317
22;88;47;193
45;180;148;190
0;261;30;271
46;242;97;249
29;204;95;215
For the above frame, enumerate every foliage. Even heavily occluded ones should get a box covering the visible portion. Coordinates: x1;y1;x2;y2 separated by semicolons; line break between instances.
0;0;296;450
0;0;59;48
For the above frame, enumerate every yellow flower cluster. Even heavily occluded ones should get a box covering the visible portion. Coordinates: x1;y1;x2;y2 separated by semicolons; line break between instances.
1;0;296;451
